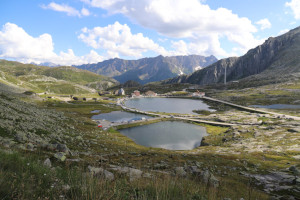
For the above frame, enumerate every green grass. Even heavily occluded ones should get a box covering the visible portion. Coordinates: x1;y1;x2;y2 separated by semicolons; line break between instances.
0;60;117;94
0;149;269;200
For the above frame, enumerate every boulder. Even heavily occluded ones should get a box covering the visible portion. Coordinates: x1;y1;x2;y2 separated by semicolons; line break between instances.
87;166;114;181
43;158;52;168
15;132;27;142
109;165;143;181
26;143;34;151
129;168;143;181
54;152;66;162
200;170;220;188
56;143;69;153
174;167;187;177
289;166;300;176
287;128;300;133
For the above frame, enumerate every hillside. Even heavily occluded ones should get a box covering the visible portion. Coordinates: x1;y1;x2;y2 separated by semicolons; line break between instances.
0;60;118;94
76;55;217;84
164;26;300;87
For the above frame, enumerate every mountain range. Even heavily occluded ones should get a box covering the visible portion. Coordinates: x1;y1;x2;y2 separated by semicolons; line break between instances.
75;55;217;84
164;26;300;87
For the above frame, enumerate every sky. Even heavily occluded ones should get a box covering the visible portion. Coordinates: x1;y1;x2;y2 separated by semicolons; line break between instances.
0;0;299;65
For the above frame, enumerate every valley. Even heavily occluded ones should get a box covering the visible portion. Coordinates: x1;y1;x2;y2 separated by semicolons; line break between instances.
0;68;299;199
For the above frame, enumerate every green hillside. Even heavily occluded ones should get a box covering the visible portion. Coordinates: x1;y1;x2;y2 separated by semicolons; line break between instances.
0;60;118;94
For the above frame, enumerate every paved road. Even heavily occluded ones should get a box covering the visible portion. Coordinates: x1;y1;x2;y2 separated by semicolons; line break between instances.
201;96;300;121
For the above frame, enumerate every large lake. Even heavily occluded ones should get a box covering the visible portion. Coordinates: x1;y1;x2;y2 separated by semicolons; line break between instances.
124;97;214;114
119;121;207;150
91;111;153;123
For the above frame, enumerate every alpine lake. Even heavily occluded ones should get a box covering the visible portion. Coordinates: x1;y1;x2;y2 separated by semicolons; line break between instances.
92;97;214;150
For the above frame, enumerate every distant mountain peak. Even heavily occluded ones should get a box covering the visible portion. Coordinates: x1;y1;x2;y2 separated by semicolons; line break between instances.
164;26;300;87
75;55;218;84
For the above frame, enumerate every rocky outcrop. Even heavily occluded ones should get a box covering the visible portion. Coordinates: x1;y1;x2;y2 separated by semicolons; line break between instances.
165;26;300;86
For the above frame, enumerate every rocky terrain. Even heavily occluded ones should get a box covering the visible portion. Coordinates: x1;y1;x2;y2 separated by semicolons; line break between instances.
0;59;118;94
164;26;300;87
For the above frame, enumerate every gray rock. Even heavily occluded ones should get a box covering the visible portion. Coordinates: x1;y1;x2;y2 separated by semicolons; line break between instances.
54;152;66;162
109;165;143;181
209;173;220;188
43;158;52;168
143;173;154;179
287;128;300;133
289;166;300;176
87;166;114;181
26;143;34;151
15;132;27;142
200;170;220;188
189;166;201;176
174;167;187;177
56;143;69;153
129;168;143;181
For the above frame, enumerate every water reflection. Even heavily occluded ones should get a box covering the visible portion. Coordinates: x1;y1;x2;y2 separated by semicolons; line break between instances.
119;121;207;150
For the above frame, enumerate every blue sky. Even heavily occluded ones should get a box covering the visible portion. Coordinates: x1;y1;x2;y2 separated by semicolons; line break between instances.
0;0;299;65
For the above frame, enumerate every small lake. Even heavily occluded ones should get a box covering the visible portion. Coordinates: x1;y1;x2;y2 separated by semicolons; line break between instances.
250;104;300;110
119;121;207;150
124;97;214;114
91;111;153;123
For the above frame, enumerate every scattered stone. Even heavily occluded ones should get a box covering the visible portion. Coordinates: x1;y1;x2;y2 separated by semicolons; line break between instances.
62;184;71;192
200;170;220;188
54;152;66;162
174;167;187;177
43;158;52;168
87;166;114;181
154;161;169;169
287;128;300;133
289;166;300;176
143;173;153;179
26;143;34;151
56;143;69;153
15;132;27;142
129;168;143;181
188;166;201;176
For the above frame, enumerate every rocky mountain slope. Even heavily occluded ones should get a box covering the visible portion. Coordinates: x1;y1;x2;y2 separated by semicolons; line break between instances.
76;55;217;84
0;60;118;94
164;26;300;86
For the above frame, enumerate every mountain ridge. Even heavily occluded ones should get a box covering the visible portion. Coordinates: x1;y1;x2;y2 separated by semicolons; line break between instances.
164;26;300;86
75;55;218;84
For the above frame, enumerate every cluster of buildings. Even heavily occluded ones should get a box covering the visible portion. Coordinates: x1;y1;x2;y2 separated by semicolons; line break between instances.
98;88;204;98
131;90;157;97
191;90;205;97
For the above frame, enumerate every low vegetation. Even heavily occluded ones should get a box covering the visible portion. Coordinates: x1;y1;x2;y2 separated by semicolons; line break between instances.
0;61;299;199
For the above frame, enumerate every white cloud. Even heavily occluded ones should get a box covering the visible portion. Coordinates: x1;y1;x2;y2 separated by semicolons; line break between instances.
81;8;91;16
278;29;289;36
82;0;263;57
286;0;300;19
41;2;91;17
78;21;168;58
0;23;103;65
256;18;272;30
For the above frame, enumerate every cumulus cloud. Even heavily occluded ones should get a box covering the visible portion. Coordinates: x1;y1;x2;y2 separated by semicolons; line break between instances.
41;2;91;17
286;0;300;19
82;0;264;57
0;23;102;65
278;29;289;36
78;21;168;58
256;18;272;30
